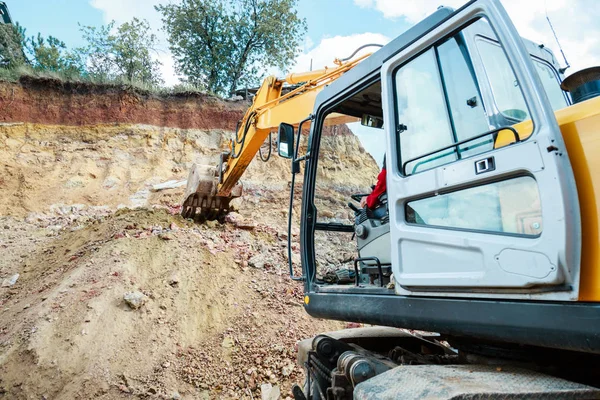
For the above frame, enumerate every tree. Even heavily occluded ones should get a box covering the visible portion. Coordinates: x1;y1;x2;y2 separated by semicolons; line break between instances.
76;22;115;81
113;18;163;85
26;34;84;75
0;22;27;68
77;18;163;85
157;0;306;95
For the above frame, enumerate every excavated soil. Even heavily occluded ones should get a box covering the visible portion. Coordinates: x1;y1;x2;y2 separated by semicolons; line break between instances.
0;82;379;399
0;77;247;129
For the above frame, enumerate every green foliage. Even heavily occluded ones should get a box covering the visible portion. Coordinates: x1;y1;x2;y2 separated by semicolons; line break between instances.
0;22;27;68
76;22;115;81
157;0;306;95
114;18;163;85
26;34;84;77
76;18;163;85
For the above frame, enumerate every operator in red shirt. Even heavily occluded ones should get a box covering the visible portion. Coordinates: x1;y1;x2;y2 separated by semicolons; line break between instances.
360;155;386;210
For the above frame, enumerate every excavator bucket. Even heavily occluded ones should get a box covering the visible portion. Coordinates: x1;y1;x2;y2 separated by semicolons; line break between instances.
181;163;242;222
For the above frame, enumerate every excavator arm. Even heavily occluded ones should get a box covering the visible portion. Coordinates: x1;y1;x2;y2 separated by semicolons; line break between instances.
181;55;369;221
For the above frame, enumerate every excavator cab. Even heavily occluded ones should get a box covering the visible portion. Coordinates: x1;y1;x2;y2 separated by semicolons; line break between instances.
282;0;600;360
280;1;600;397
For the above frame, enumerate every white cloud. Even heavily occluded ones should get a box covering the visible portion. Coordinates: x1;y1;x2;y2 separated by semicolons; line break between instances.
292;32;391;73
351;0;600;75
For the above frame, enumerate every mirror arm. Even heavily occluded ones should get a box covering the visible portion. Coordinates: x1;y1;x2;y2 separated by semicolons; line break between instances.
287;113;313;282
294;114;313;159
290;114;314;175
292;160;300;174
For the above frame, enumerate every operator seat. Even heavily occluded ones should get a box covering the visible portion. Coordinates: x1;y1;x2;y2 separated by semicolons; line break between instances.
354;193;392;267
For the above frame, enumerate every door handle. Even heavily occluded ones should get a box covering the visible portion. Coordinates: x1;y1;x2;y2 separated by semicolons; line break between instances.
475;156;495;174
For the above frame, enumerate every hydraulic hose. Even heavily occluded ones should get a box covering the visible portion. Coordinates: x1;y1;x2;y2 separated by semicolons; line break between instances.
337;43;383;63
259;131;272;162
231;111;256;159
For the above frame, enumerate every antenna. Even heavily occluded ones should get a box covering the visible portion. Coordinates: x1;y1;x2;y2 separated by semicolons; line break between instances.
545;7;570;74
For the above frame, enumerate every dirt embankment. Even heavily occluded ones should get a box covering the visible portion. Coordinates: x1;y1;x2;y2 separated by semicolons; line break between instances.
0;80;379;399
0;77;246;130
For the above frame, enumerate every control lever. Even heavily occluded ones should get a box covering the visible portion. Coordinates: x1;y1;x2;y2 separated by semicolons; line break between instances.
348;202;360;214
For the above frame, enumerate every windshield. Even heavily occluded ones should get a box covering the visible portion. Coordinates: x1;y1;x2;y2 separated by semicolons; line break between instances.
533;58;569;111
351;122;387;168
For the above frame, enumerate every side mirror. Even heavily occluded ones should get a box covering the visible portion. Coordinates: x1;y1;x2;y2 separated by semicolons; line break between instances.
277;122;295;159
361;114;384;129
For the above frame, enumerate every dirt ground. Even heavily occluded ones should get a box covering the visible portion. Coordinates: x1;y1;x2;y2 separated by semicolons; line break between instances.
0;115;377;399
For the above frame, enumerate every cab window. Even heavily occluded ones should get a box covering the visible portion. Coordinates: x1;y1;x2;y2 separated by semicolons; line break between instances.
394;30;493;175
476;38;530;122
395;48;456;174
532;58;568;111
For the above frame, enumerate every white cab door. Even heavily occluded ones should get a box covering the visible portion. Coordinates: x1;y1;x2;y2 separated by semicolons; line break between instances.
380;0;581;298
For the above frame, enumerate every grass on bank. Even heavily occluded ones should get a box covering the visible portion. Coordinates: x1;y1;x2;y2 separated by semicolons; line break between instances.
0;65;218;98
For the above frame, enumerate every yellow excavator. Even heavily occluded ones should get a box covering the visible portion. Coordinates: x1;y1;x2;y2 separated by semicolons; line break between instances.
183;0;600;397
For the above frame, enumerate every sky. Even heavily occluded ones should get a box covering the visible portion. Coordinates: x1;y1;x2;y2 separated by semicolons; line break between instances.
6;0;600;87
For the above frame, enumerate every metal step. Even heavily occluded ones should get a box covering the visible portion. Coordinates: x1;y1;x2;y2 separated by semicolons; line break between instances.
353;364;600;399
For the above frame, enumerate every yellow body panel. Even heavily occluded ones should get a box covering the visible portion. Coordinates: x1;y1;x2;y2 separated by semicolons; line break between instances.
495;97;600;301
558;100;600;301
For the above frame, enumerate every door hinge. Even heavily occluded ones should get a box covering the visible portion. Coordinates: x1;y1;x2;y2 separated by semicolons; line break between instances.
397;124;407;134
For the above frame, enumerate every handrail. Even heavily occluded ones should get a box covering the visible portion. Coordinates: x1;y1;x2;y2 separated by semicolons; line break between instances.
402;126;519;175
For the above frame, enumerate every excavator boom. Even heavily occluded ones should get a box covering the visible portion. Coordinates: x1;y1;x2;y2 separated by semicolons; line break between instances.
181;55;369;221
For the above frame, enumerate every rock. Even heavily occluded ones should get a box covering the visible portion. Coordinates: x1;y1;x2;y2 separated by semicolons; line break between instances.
64;178;84;188
320;210;334;219
261;383;280;400
1;273;19;287
248;254;271;269
118;384;130;393
102;176;120;189
171;391;181;400
162;361;171;368
222;337;235;348
151;180;187;192
281;364;294;377
168;272;180;287
224;212;256;230
159;232;175;241
123;291;147;309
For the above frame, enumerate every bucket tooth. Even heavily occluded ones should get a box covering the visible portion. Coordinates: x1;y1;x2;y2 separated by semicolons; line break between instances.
181;163;242;222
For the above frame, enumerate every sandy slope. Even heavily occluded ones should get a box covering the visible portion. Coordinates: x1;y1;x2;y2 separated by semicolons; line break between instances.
0;121;378;399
